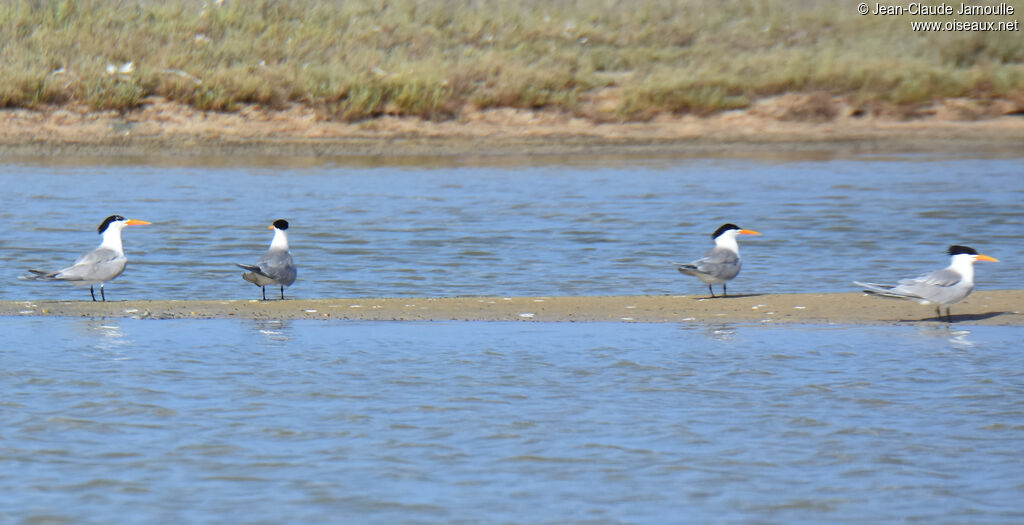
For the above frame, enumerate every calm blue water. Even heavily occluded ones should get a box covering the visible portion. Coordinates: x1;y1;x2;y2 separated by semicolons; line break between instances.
3;154;1024;523
1;154;1022;301
1;318;1023;523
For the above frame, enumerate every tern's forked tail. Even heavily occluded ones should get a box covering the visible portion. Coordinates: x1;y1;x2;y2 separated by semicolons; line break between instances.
676;264;699;276
853;281;906;298
20;269;57;281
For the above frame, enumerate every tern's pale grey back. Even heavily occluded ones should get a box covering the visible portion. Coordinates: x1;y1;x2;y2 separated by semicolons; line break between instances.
56;247;127;284
243;249;296;287
678;246;741;284
857;268;974;307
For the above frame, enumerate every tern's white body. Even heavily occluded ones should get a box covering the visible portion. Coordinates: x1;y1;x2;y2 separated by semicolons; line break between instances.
20;216;149;301
856;254;977;306
854;246;998;322
48;224;129;285
675;225;759;297
237;222;297;300
677;230;743;285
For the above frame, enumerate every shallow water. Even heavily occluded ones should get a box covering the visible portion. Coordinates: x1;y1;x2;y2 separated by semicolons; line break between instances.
2;318;1023;523
2;154;1022;300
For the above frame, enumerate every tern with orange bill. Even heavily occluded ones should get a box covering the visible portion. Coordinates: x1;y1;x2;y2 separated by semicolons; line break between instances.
674;223;761;298
20;215;151;301
236;219;297;300
854;245;998;322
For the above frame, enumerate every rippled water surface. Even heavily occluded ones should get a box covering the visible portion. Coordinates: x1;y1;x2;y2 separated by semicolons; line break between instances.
3;154;1023;522
2;154;1021;300
2;318;1023;523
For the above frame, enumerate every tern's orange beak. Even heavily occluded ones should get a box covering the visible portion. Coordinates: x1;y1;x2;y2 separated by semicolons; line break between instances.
268;225;275;230
976;254;998;262
739;229;761;235
125;219;150;226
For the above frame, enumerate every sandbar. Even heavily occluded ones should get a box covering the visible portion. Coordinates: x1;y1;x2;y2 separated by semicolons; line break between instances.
2;291;1021;325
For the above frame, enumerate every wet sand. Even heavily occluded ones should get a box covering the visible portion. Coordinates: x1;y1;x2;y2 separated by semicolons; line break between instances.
2;291;1021;325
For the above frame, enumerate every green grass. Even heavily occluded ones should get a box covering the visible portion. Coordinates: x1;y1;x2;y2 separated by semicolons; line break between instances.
0;0;1021;120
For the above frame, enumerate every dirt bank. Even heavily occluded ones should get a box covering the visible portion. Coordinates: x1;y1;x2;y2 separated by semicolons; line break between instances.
2;291;1021;325
1;98;1023;159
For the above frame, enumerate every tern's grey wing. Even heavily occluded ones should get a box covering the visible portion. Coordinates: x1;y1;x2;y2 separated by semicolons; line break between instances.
899;268;962;288
691;247;741;280
890;268;972;305
53;247;127;283
257;250;297;286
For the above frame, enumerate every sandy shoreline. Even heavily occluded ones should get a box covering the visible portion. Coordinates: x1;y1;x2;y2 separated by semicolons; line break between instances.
2;100;1023;159
2;291;1021;325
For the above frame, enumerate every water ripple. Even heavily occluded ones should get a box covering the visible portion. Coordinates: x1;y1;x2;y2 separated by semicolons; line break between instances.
1;156;1022;302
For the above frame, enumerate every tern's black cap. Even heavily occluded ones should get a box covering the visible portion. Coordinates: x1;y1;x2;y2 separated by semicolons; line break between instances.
98;215;126;234
948;245;978;256
273;219;289;230
712;223;740;239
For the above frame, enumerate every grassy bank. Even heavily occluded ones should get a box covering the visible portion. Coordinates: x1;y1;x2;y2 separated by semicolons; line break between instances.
1;0;1021;121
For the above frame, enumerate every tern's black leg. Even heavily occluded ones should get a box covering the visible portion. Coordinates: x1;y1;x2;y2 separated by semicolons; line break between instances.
279;285;284;300
90;286;96;302
100;284;106;302
708;284;716;298
723;283;728;297
261;286;267;301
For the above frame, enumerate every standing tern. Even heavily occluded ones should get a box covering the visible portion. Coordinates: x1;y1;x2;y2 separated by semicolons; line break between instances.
674;223;761;298
20;215;150;301
854;245;998;322
236;219;297;300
